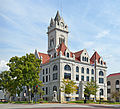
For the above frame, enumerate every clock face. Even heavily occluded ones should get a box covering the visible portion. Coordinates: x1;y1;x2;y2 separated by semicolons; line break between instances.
61;22;64;27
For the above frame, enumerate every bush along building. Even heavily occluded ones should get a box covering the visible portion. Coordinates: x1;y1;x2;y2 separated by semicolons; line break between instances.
35;11;107;102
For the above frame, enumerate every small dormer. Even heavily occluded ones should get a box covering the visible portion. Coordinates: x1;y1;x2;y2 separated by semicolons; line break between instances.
80;49;90;63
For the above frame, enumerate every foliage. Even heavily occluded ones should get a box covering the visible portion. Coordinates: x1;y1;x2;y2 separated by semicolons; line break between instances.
61;79;77;94
111;91;120;100
0;53;42;99
84;81;99;99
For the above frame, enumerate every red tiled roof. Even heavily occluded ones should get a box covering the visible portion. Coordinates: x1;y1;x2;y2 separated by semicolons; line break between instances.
90;51;101;64
74;50;83;61
38;52;50;64
57;42;67;56
107;73;120;78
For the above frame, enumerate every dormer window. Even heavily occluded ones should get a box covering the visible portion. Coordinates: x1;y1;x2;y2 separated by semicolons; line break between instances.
61;22;64;27
101;61;103;65
82;57;84;61
67;53;69;58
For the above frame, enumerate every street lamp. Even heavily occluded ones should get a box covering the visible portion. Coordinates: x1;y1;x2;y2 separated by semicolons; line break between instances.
29;88;31;103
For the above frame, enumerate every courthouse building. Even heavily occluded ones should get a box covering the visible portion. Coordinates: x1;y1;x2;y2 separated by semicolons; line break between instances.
107;73;120;102
35;11;107;102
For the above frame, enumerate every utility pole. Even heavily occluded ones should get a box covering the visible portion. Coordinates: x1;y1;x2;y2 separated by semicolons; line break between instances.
94;50;97;102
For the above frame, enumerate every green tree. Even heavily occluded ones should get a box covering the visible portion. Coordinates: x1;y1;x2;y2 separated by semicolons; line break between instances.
0;53;43;101
111;91;120;101
61;79;77;95
84;81;99;100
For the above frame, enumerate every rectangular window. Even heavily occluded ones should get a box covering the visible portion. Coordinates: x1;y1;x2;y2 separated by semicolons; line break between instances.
49;75;50;81
46;68;48;74
86;76;89;81
81;75;84;81
46;87;48;95
46;76;48;82
107;89;111;93
49;68;50;73
76;75;79;81
43;76;45;82
53;73;58;80
99;78;104;83
91;77;94;81
43;69;44;75
64;73;71;80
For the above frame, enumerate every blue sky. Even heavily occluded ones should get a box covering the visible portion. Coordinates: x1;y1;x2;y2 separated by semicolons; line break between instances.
0;0;120;75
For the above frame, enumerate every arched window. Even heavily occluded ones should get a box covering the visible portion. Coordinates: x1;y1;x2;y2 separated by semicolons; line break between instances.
91;69;94;75
86;58;88;62
116;80;119;85
100;89;103;96
99;71;104;76
81;67;84;73
87;68;89;74
101;61;103;65
76;66;79;72
67;53;69;58
85;57;86;61
64;65;71;71
82;57;84;61
107;81;111;86
53;86;57;91
53;65;58;71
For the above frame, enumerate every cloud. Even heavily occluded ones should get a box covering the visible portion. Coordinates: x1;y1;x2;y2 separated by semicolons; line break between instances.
0;60;9;73
83;41;94;48
96;30;110;38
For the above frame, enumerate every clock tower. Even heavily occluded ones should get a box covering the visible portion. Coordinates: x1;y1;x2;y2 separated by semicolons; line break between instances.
47;11;69;55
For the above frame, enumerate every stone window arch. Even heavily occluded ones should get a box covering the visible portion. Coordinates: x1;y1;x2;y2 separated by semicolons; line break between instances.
53;65;58;71
76;66;79;72
64;65;71;71
99;71;104;76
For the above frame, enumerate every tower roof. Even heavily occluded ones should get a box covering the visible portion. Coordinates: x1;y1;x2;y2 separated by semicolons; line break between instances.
54;11;61;22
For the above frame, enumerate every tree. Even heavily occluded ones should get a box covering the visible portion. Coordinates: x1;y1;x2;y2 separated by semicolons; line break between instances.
84;81;99;100
0;53;43;101
111;91;120;101
61;79;77;95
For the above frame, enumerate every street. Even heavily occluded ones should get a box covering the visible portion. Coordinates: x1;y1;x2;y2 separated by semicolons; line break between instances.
0;103;120;109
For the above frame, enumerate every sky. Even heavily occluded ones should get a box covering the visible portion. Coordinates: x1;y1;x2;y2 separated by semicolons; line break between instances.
0;0;120;75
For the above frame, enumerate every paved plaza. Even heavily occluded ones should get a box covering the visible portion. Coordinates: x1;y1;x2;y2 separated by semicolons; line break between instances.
0;103;120;109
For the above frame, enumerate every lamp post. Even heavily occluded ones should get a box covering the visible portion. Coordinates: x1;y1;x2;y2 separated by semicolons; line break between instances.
29;88;31;103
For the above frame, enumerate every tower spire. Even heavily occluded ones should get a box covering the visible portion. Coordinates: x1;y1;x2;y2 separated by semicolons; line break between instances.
54;11;61;22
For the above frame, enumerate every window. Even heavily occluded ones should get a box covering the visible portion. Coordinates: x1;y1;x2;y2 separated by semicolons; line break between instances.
53;86;57;91
81;75;84;81
53;65;58;71
76;87;79;94
43;76;45;82
99;71;104;76
91;69;94;75
107;89;111;93
99;78;104;83
86;58;88;62
101;61;103;65
53;73;57;80
86;76;89;81
116;80;119;85
64;73;71;80
46;68;48;74
87;68;89;74
64;65;71;71
42;88;44;91
59;37;65;44
46;87;48;95
81;67;84;73
82;57;84;61
49;68;50;73
91;77;94;81
85;57;86;61
49;75;50;81
76;75;79;81
54;53;56;58
46;76;48;82
76;66;79;72
67;53;69;58
43;69;44;75
50;38;54;47
107;81;111;86
116;88;119;92
100;89;103;95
